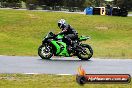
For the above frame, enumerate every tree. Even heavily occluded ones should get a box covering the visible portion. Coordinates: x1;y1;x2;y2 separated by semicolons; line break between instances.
84;0;97;7
22;0;38;4
78;0;85;9
114;0;132;10
9;0;21;3
37;0;64;10
127;0;132;10
0;0;21;7
64;0;85;11
84;0;105;7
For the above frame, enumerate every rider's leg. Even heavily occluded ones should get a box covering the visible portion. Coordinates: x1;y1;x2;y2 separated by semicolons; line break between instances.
65;34;75;45
64;34;74;52
65;34;79;51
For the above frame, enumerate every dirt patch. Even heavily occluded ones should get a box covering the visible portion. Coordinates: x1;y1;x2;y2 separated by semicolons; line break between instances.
27;14;39;19
0;77;19;80
95;26;108;30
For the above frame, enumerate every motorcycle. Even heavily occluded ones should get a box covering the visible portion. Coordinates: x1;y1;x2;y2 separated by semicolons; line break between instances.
38;32;93;60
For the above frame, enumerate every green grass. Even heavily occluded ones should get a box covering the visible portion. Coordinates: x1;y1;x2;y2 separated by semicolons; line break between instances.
128;12;132;14
0;9;132;58
0;74;131;88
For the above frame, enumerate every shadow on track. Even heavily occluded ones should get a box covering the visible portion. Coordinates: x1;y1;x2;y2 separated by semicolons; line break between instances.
38;58;92;62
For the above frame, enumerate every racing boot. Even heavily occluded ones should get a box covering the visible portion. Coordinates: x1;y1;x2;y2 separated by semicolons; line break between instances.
67;45;72;53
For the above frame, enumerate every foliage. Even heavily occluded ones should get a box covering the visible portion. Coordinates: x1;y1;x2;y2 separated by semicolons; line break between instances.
0;0;132;10
0;0;22;8
114;0;132;10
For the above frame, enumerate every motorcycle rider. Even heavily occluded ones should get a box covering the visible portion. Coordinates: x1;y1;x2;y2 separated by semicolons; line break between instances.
57;19;78;51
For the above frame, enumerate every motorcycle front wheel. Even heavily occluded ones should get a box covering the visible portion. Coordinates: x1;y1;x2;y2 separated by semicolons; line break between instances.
77;44;93;60
38;45;53;59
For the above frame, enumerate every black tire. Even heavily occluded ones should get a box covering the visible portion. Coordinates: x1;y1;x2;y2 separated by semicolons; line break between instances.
77;44;93;60
38;45;53;59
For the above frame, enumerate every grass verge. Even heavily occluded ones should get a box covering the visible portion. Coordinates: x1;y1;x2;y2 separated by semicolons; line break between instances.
0;74;131;88
0;9;132;58
128;12;132;14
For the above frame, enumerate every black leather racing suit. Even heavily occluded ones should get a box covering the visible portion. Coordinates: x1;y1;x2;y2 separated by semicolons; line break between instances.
58;24;78;48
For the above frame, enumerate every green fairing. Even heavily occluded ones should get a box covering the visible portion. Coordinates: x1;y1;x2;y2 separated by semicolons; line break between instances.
51;40;60;54
79;36;89;41
56;34;64;39
58;42;69;56
51;40;69;56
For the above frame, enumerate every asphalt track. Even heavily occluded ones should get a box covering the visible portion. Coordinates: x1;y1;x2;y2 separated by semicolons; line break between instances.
0;56;132;75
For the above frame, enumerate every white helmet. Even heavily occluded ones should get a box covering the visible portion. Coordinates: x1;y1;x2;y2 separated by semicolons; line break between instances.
58;19;66;29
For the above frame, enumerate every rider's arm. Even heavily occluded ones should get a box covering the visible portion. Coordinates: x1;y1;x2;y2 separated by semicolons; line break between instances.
58;27;68;35
60;28;67;34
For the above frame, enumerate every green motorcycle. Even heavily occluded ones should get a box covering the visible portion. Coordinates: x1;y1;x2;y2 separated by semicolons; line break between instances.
38;32;93;60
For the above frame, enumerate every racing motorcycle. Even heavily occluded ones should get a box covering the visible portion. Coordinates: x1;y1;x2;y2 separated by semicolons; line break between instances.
38;32;93;60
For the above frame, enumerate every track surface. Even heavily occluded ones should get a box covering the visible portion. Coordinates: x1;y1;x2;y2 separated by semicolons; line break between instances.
0;56;132;75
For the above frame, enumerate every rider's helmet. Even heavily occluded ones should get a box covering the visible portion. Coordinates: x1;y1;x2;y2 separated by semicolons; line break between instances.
58;19;67;29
